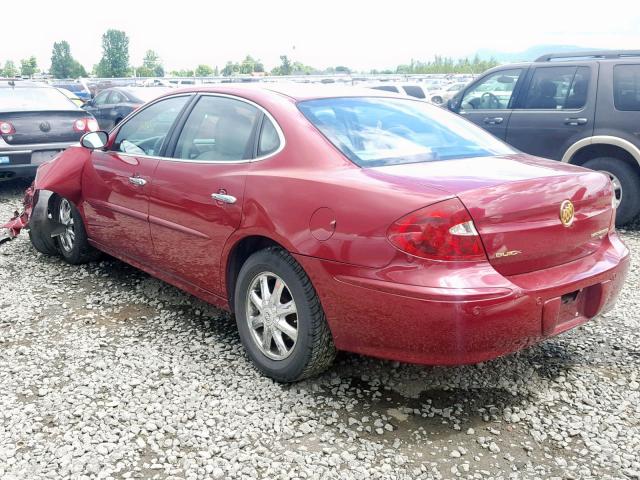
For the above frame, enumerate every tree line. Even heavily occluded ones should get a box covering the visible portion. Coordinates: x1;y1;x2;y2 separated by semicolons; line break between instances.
1;29;500;79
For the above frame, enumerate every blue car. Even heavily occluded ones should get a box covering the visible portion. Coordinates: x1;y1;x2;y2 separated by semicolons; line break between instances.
52;81;92;102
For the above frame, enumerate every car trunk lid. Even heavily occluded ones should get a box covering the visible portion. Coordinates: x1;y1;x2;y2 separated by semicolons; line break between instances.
370;154;614;276
0;111;87;145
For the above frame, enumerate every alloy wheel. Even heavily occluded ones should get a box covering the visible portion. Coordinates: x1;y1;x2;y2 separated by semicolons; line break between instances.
58;198;75;252
246;272;298;360
601;170;623;208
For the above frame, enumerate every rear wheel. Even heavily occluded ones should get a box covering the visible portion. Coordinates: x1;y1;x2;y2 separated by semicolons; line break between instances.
583;157;640;226
53;196;100;264
234;247;336;382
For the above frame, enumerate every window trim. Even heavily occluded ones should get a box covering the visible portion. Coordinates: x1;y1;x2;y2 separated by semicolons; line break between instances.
109;92;285;164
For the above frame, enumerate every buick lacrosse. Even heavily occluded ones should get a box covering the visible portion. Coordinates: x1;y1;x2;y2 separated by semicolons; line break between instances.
5;84;629;381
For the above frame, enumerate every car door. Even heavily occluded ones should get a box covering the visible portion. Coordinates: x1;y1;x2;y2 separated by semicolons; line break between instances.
84;90;110;129
505;65;596;160
148;94;267;295
102;90;129;131
81;94;192;262
455;68;526;140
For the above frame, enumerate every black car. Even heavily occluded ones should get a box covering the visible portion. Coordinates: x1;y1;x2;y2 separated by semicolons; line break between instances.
446;50;640;225
82;87;170;131
0;81;98;180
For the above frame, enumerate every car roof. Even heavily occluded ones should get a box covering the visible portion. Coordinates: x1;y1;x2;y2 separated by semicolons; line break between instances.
172;83;399;102
0;80;53;88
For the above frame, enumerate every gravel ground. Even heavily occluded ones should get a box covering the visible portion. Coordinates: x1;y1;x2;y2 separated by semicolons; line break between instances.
1;177;639;480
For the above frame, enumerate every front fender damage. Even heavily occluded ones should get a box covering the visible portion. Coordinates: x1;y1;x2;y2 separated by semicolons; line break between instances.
1;146;88;244
1;184;35;244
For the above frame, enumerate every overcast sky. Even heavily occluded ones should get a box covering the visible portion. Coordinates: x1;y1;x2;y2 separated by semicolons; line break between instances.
3;0;640;72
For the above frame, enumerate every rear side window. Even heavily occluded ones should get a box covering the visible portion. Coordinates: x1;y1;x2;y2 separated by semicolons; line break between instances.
173;96;260;161
522;66;589;109
402;86;426;99
258;117;280;156
614;65;640;111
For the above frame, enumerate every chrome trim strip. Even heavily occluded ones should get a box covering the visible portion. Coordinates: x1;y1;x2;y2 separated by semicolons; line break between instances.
562;135;640;165
148;214;210;239
109;92;286;165
0;150;33;155
87;199;147;222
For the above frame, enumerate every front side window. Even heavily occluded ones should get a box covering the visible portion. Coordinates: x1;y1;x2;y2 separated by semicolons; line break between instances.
113;96;189;155
109;91;126;104
461;69;523;110
173;96;260;161
93;91;110;106
522;66;589;109
298;97;515;168
614;64;640;111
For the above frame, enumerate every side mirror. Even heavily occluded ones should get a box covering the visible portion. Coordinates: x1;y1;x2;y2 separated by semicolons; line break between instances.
497;75;514;84
81;131;108;150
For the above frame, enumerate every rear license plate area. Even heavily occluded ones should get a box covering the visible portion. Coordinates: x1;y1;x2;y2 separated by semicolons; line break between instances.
31;150;61;165
558;289;582;322
0;156;9;164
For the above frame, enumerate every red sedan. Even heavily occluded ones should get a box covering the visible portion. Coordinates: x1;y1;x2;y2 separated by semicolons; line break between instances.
8;84;629;382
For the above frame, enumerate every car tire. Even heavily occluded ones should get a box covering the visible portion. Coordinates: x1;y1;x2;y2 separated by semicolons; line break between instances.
28;229;58;256
52;196;100;264
28;198;59;256
234;246;336;382
431;96;443;105
583;157;640;226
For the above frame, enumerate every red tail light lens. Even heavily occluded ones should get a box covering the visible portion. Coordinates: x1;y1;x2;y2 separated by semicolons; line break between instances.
73;118;98;133
387;198;487;261
0;121;16;135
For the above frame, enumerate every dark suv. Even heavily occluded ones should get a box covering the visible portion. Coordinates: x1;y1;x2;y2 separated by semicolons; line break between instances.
447;50;640;225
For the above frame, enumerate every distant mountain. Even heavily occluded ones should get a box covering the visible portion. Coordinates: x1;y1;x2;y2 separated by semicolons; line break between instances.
475;45;595;63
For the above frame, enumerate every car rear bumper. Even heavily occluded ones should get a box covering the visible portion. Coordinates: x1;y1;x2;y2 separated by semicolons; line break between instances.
0;142;74;180
295;232;630;365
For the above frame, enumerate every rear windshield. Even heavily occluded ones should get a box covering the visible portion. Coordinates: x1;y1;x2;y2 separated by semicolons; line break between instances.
54;83;85;93
0;87;77;111
298;97;514;167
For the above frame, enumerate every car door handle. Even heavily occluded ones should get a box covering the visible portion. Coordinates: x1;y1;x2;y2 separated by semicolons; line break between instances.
211;193;237;204
483;117;503;125
564;117;588;126
128;176;147;187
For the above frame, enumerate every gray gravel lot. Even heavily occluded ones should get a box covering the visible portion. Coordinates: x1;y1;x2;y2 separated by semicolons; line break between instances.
1;177;639;480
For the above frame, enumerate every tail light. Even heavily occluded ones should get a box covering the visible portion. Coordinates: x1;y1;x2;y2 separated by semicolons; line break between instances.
73;118;99;133
0;121;16;135
387;198;487;261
